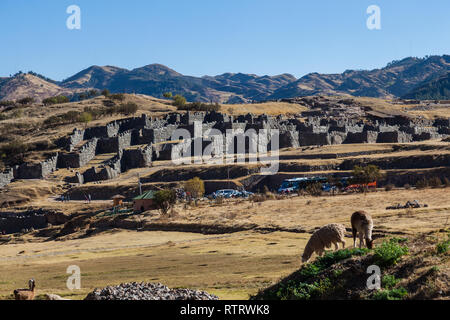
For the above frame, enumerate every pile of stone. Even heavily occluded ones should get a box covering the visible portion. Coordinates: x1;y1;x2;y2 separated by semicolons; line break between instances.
386;200;428;210
84;282;219;300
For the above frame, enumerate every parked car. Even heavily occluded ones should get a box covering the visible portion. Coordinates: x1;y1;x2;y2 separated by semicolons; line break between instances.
277;177;328;194
210;189;254;199
211;189;240;199
236;190;254;198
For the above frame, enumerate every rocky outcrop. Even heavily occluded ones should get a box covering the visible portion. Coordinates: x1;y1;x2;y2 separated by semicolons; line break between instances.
84;282;219;300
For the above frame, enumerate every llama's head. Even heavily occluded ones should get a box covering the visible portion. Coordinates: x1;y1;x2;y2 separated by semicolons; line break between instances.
365;238;373;249
301;248;312;263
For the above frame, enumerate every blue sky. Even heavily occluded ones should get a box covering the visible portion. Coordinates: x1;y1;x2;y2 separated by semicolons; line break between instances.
1;0;449;81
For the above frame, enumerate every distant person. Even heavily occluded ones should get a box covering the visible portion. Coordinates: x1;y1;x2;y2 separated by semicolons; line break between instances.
61;195;65;202
88;194;91;203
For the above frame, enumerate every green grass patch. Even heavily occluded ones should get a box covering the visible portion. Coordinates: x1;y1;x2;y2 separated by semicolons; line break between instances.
382;274;399;289
371;287;408;300
275;278;334;300
254;248;370;300
373;239;409;267
435;233;450;255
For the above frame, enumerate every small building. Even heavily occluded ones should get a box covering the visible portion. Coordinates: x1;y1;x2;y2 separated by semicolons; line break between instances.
133;190;157;212
112;194;125;207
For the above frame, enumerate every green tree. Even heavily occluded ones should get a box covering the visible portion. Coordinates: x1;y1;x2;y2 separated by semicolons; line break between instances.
172;95;186;108
42;95;69;105
110;93;125;101
118;102;138;115
17;97;34;105
351;165;384;192
184;177;205;200
154;189;177;215
163;92;173;99
79;112;93;128
0;140;29;164
101;89;110;97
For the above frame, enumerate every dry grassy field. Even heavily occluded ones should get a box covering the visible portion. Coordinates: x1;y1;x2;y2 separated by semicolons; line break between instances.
0;187;448;300
0;94;449;300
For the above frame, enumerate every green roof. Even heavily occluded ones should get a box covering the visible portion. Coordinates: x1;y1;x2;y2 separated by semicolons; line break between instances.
133;190;156;200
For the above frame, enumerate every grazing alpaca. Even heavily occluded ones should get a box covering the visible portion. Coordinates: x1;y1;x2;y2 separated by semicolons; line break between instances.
351;211;374;249
302;223;346;263
14;279;36;300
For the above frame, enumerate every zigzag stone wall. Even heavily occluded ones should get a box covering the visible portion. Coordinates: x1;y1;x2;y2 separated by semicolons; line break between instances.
58;139;98;168
3;109;449;188
121;145;152;172
96;131;132;154
13;153;59;179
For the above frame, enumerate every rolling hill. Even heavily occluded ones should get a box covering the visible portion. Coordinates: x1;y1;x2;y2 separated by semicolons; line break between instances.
268;55;450;99
2;55;450;103
402;73;450;100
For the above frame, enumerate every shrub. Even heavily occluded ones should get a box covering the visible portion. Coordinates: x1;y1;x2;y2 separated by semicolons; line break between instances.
416;178;428;189
88;89;99;98
313;248;370;272
428;177;442;188
382;274;399;289
403;183;411;190
172;95;187;107
42;95;69;105
250;194;267;203
153;189;177;215
384;184;394;191
389;237;408;244
118;102;138;115
351;165;384;192
0;140;29;164
184;177;205;199
163;92;172;98
373;239;409;267
0;100;15;107
110;93;125;101
79;112;93;126
101;89;110;97
305;182;322;197
178;101;221;112
102;99;115;107
371;287;408;300
436;233;450;254
17;97;34;105
44;110;85;126
11;108;24;118
444;178;450;188
267;248;370;300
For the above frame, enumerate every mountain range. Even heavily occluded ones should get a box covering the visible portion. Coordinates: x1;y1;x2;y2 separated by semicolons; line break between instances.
1;55;450;103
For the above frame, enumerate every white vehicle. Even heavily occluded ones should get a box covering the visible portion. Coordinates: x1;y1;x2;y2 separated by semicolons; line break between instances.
211;189;239;199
